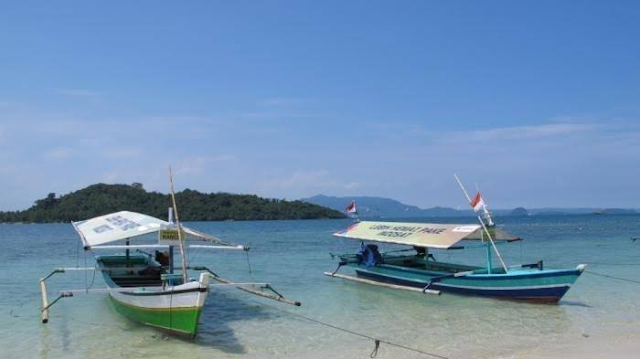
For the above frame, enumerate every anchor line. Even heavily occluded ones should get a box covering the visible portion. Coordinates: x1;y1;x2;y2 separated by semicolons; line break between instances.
370;339;380;358
245;250;253;275
83;250;88;293
585;270;640;284
87;262;98;290
188;246;201;265
76;235;81;268
584;262;640;266
249;299;451;359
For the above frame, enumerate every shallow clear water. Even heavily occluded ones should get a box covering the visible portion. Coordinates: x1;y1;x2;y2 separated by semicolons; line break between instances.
1;215;639;359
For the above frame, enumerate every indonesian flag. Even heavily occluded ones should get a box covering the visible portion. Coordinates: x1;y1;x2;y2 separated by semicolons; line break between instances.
345;200;357;214
470;192;485;212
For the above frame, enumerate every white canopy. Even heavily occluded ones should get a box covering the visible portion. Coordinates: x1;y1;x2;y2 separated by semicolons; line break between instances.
333;221;482;249
72;211;237;249
334;221;520;249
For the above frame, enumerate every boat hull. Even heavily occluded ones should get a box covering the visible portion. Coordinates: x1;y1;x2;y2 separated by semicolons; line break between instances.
97;255;210;337
108;281;208;337
351;263;584;303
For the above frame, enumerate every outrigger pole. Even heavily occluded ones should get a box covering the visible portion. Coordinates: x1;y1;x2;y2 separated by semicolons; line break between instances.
454;174;508;273
169;166;189;284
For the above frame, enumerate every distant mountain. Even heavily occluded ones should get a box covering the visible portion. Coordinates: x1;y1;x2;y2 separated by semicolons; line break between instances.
302;195;638;219
591;208;637;215
302;195;473;218
527;208;638;215
0;184;346;223
509;207;529;216
302;195;427;218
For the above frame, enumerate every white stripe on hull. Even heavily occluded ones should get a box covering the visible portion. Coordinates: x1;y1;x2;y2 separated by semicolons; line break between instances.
358;270;573;291
433;282;571;291
109;273;210;309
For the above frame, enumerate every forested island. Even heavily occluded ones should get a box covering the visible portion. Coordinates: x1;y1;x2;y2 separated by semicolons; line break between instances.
0;183;346;223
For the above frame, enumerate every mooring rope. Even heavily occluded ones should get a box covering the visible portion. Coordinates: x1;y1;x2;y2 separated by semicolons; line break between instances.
586;262;640;266
76;237;81;268
87;262;98;289
585;270;640;284
83;250;88;293
251;300;451;359
245;250;253;275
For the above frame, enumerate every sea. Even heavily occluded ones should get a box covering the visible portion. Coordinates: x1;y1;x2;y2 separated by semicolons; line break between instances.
1;215;639;359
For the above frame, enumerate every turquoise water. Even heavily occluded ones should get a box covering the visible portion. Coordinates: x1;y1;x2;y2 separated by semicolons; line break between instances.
1;215;639;358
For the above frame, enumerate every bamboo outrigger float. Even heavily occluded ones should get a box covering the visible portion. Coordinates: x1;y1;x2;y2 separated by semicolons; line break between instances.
40;170;300;338
326;177;587;303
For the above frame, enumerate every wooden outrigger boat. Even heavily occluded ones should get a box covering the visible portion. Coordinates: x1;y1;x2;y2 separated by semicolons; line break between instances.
326;177;587;303
39;171;299;338
327;221;586;302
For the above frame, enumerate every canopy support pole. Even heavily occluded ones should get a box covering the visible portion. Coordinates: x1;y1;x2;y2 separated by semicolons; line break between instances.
125;240;130;267
169;245;174;274
486;242;493;274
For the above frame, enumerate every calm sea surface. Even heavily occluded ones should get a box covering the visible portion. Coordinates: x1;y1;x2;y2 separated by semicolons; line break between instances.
1;215;639;359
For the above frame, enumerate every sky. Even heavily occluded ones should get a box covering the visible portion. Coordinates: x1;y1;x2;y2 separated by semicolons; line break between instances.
1;1;639;211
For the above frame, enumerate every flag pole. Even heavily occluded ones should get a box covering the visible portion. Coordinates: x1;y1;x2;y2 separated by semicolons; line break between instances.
475;183;495;227
347;200;360;222
454;174;508;273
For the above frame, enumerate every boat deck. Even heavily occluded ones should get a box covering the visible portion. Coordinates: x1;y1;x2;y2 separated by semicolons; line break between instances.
382;254;487;273
96;255;166;288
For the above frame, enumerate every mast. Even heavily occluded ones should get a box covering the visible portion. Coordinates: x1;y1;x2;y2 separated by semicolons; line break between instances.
169;166;189;284
168;207;175;274
454;174;508;273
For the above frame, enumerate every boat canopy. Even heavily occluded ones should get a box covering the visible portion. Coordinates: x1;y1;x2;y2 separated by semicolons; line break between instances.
72;211;236;249
333;221;519;249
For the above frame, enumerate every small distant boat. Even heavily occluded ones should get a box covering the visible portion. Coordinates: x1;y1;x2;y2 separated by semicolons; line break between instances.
39;170;299;338
325;176;587;303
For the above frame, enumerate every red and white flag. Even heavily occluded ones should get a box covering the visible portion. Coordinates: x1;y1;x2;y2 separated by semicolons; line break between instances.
470;192;485;212
345;200;357;214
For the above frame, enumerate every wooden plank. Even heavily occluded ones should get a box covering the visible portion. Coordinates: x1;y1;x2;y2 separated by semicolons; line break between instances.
323;272;441;295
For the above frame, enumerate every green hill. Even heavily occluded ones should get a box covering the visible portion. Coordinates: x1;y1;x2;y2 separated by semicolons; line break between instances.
0;183;346;223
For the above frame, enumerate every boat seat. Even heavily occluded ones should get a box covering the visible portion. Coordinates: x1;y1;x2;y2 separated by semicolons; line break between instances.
107;266;165;287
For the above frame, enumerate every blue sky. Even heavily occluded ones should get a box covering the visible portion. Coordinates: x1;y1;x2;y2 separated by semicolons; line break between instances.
1;1;639;210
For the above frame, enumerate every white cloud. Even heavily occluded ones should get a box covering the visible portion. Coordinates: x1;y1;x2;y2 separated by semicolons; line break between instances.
260;170;362;199
102;170;120;183
174;155;237;175
344;182;360;190
412;122;600;146
101;147;143;159
264;170;333;188
43;147;73;159
54;88;101;98
257;98;312;107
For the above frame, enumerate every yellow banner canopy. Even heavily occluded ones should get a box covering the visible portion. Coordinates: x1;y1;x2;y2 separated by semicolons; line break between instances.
333;221;482;249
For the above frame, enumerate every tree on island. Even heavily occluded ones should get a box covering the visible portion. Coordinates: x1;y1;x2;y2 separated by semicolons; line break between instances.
0;183;345;223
